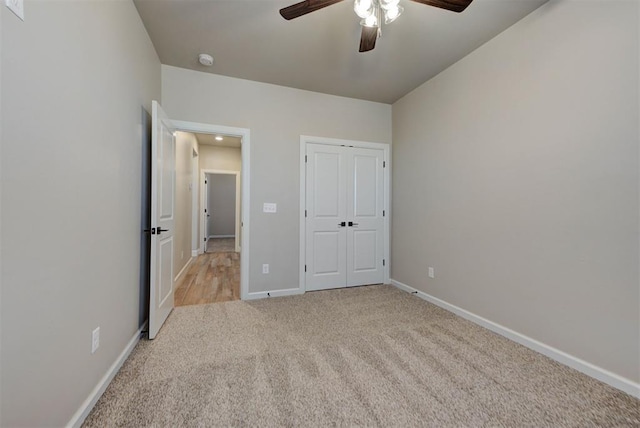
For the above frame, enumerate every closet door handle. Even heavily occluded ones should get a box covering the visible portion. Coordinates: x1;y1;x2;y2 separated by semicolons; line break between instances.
338;222;346;227
348;222;359;227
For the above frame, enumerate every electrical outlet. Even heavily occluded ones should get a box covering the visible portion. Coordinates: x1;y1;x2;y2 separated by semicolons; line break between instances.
5;0;24;20
428;267;435;279
262;264;269;274
91;327;100;354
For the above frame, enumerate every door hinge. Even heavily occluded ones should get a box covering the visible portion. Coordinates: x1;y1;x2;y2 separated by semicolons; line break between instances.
305;209;307;217
305;155;308;163
204;208;207;213
205;180;207;184
383;259;386;266
383;161;386;168
305;265;307;272
383;210;385;217
204;237;207;242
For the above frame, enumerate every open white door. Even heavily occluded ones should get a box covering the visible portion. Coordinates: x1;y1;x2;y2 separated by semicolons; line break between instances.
149;100;176;339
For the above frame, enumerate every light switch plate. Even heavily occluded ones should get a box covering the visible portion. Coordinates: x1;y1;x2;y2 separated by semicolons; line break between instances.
428;267;435;279
5;0;24;20
91;327;100;354
263;203;277;213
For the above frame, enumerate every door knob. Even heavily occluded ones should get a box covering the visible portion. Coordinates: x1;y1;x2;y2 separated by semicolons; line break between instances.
348;221;359;227
157;227;169;234
338;222;346;227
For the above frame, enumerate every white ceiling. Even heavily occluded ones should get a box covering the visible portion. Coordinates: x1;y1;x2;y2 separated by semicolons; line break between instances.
134;0;548;104
194;132;242;148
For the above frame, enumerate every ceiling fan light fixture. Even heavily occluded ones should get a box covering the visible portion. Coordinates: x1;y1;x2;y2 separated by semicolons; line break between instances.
353;0;374;19
361;12;379;28
384;4;403;24
379;0;400;10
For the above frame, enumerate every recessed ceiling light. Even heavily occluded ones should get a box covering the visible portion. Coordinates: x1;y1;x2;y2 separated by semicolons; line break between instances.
215;136;223;141
198;53;214;67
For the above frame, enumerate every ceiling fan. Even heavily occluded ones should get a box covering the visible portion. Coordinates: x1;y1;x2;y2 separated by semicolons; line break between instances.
279;0;474;52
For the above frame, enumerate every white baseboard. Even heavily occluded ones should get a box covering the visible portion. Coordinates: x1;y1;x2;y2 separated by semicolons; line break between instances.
244;287;304;300
191;250;198;257
174;257;194;283
208;235;235;239
67;322;147;427
390;279;640;399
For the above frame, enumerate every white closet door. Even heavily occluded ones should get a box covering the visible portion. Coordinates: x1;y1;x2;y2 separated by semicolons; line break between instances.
305;143;385;291
346;147;385;286
305;143;347;291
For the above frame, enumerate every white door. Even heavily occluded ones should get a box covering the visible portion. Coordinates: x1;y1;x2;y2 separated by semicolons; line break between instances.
346;147;385;286
306;144;348;291
305;143;385;291
149;100;176;339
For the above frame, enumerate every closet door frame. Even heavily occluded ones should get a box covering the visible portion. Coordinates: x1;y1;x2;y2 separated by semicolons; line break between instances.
299;135;390;292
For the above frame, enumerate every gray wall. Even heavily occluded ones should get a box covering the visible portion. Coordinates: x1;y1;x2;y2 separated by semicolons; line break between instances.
162;65;392;293
207;173;236;237
174;132;196;277
391;0;639;383
0;1;161;426
0;4;3;421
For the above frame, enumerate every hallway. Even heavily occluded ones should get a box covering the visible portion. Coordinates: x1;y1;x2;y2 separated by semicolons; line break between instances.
174;249;240;306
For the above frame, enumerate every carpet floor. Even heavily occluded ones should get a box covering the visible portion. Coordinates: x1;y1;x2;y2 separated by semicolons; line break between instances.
83;285;639;427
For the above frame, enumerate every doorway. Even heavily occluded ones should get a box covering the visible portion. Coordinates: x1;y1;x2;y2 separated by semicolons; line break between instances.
202;170;241;254
147;102;251;338
174;132;244;306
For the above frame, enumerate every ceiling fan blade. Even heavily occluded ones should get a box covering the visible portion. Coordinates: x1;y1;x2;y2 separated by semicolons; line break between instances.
359;26;378;52
279;0;345;20
410;0;473;13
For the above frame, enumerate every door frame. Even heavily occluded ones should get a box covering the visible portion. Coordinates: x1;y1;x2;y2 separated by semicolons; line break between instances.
173;120;250;301
201;169;241;253
299;135;390;292
191;147;199;257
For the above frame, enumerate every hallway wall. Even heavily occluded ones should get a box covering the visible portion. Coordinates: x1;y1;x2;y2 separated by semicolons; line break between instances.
207;173;236;237
174;132;197;279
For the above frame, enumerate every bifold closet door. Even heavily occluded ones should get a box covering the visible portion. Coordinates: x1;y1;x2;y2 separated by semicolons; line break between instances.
305;143;384;291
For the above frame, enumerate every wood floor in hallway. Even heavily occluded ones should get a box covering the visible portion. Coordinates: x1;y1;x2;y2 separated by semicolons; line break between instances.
174;251;240;306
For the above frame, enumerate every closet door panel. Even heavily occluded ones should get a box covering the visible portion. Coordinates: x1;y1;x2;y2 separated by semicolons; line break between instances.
346;148;385;287
305;144;347;291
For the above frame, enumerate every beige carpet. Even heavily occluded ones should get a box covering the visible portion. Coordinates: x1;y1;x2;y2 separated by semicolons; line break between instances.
84;285;639;427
